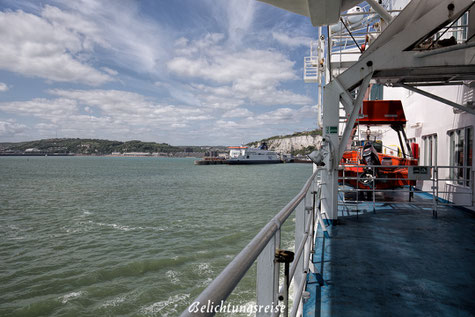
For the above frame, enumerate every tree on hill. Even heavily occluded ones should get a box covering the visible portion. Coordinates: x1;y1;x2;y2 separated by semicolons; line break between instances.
0;138;183;155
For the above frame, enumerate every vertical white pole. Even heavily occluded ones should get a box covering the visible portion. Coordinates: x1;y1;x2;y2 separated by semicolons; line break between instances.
321;83;340;221
257;233;278;316
294;197;306;314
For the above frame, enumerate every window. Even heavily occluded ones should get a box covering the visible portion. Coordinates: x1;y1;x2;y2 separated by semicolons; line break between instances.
448;127;472;186
370;84;383;100
453;12;468;41
422;134;437;166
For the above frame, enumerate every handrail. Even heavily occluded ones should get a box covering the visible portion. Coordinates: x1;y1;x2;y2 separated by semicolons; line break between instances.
338;164;474;218
285;210;313;290
180;168;322;317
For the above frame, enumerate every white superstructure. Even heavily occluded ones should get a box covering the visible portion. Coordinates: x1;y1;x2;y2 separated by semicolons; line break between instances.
300;0;475;217
227;144;282;164
383;84;474;208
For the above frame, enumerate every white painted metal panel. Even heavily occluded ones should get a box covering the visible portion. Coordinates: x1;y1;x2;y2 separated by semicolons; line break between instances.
257;234;279;316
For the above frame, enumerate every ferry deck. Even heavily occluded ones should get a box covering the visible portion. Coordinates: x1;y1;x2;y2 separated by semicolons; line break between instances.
305;191;475;316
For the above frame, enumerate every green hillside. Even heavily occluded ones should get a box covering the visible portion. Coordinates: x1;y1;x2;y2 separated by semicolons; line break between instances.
0;138;185;155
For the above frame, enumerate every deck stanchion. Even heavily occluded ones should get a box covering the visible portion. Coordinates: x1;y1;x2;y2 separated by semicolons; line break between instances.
276;250;294;317
372;165;376;213
356;163;360;218
432;166;438;218
435;166;439;212
343;166;349;207
257;232;279;316
471;170;474;207
311;189;317;256
304;206;313;274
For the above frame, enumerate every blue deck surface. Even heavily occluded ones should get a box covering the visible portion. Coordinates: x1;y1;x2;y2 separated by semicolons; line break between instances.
304;193;475;317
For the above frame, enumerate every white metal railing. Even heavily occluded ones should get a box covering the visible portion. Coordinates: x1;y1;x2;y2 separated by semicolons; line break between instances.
338;164;474;218
327;3;401;79
304;38;324;83
180;168;325;317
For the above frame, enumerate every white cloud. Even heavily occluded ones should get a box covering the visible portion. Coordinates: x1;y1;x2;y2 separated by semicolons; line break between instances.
272;32;312;47
0;0;173;85
35;122;57;130
101;67;118;76
168;35;312;108
41;5;108;49
211;105;317;140
0;9;112;86
257;107;294;122
215;120;240;129
0;89;213;138
51;89;212;122
241;105;316;127
171;123;188;128
224;0;256;46
0;120;27;137
0;82;8;92
168;46;295;85
0;98;78;123
222;108;253;118
49;0;169;73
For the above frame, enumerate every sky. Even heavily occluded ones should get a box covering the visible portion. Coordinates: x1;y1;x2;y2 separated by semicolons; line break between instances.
0;0;318;145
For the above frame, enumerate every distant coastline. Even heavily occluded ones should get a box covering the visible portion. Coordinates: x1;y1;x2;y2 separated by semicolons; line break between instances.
0;130;322;157
0;153;205;158
0;138;223;157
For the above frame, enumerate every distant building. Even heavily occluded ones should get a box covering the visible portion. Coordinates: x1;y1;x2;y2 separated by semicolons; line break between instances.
122;152;152;156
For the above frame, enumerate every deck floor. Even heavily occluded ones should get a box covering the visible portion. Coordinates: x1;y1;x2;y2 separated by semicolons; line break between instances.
305;194;475;317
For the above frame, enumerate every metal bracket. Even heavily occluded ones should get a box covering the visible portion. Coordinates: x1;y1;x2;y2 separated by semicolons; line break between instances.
394;83;475;115
338;73;373;161
335;77;355;113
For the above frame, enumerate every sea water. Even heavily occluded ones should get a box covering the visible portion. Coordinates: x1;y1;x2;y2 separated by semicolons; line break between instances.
0;156;312;316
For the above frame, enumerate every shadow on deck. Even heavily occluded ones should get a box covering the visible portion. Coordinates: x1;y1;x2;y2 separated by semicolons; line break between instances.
304;192;475;317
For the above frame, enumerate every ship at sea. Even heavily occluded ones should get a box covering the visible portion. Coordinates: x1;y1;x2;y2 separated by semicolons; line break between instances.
194;142;284;165
227;143;282;165
181;0;475;316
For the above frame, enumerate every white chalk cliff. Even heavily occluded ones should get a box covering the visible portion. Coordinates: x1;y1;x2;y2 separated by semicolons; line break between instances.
250;134;322;154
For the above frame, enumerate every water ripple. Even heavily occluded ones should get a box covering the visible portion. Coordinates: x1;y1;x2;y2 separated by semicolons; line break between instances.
0;157;312;316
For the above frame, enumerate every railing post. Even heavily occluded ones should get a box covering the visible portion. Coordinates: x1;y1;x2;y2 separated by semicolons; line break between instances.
275;250;294;317
293;192;308;316
472;170;474;207
310;187;317;267
257;230;280;316
435;165;439;209
432;166;438;218
372;165;376;213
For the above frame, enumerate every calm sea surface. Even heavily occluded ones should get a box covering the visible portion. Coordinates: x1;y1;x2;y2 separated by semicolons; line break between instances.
0;157;312;316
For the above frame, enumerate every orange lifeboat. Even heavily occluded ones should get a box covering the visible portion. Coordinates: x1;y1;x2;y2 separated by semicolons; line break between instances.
339;100;418;190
